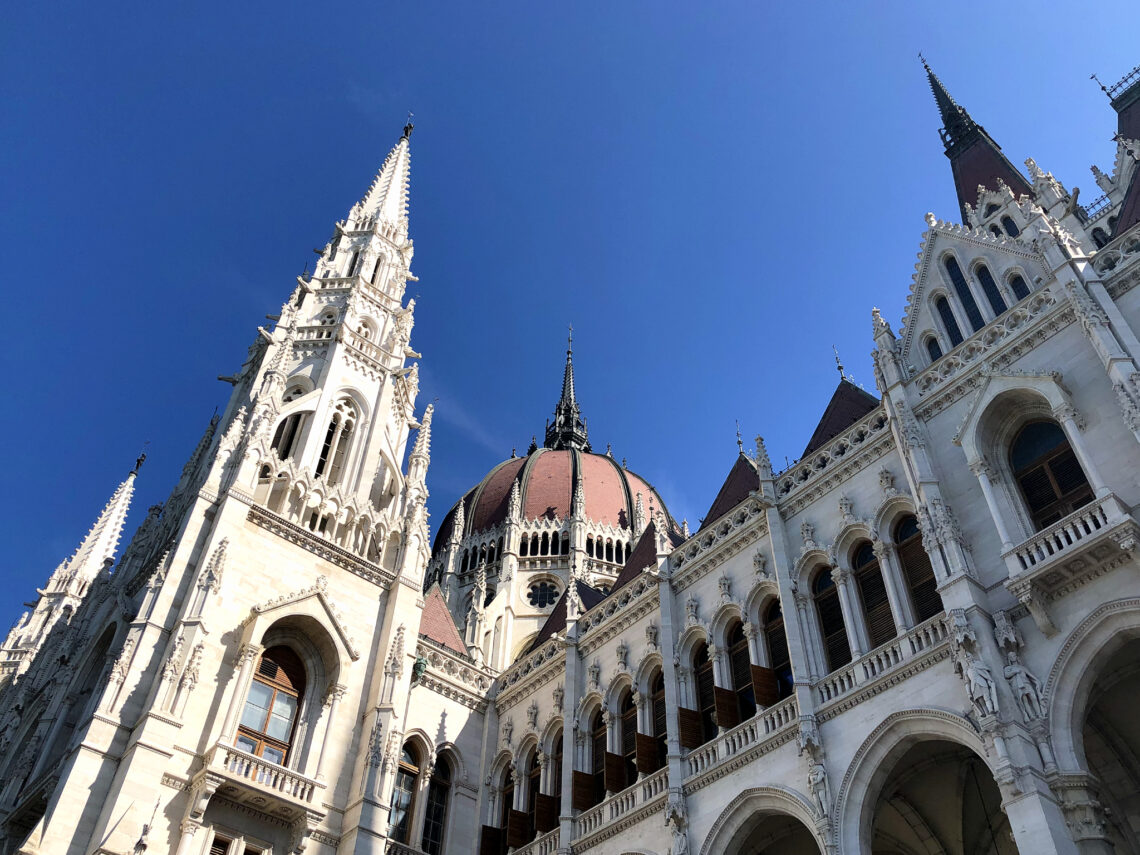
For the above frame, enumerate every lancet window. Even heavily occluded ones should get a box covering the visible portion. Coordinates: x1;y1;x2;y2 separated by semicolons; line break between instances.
894;515;942;623
853;542;896;649
727;620;756;721
934;296;964;347
236;646;304;765
619;688;637;789
944;256;985;332
421;755;451;855
1011;420;1094;530
693;641;717;744
1009;273;1030;301
271;413;305;461
388;743;421;844
813;569;851;672
316;398;358;485
763;601;794;701
975;264;1007;316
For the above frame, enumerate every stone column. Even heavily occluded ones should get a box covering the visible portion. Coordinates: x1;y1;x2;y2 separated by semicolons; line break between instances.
219;643;263;743
1055;405;1109;497
970;459;1015;551
312;683;347;780
831;567;865;658
173;820;202;855
873;542;914;632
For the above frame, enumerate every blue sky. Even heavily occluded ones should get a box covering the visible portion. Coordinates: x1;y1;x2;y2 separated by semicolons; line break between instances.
1;2;1135;631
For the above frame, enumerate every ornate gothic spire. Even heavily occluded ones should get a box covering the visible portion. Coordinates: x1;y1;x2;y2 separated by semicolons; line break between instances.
921;57;1032;220
50;460;141;589
353;124;413;229
544;328;591;451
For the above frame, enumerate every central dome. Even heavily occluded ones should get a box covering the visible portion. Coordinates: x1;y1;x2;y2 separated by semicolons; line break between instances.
431;447;673;555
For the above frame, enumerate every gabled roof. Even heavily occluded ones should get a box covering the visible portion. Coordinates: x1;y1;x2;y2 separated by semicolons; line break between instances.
418;583;467;655
1112;166;1140;239
525;581;607;654
802;379;880;457
699;454;760;532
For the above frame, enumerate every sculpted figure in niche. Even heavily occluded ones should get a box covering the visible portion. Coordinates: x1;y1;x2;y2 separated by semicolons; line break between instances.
808;762;830;816
1004;652;1045;721
958;651;1000;718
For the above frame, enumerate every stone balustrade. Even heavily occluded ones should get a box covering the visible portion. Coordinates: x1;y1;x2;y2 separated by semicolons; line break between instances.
214;742;320;802
513;828;559;855
685;695;799;780
574;767;669;842
815;614;951;707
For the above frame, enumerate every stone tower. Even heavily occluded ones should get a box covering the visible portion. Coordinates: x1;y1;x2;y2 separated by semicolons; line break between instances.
0;125;435;855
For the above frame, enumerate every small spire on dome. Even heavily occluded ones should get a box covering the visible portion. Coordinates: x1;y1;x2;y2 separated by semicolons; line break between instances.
735;420;744;454
544;328;591;452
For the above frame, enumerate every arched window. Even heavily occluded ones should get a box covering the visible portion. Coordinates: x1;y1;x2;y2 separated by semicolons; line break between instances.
560;533;570;555
934;296;964;347
1001;216;1020;237
944;257;985;332
894;516;943;623
372;256;386;285
236;646;305;765
727;620;756;721
1009;274;1030;301
989;225;1002;237
649;671;667;772
271;413;305;461
975;264;1007;316
984;204;1000;217
499;762;515;840
550;729;563;801
589;708;606;807
388;744;421;843
540;533;549;556
1092;227;1110;248
852;542;896;649
605;540;614;562
344;250;359;278
925;336;943;362
525;750;541;841
519;536;529;557
422;754;451;855
586;536;594;558
1011;421;1094;530
693;641;717;744
763;601;794;701
530;534;539;556
813;569;851;672
619;689;637;789
315;398;357;485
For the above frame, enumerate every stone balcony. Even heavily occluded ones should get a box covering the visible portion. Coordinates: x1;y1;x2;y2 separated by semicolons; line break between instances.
513;828;560;855
196;741;326;826
1003;493;1139;634
684;695;799;789
573;767;669;847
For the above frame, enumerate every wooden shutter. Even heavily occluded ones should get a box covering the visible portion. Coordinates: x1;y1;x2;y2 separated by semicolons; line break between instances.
751;664;780;707
858;567;896;649
506;810;530;848
478;826;503;855
534;793;559;833
714;686;740;730
897;537;942;623
816;589;851;669
636;732;659;774
572;770;595;811
604;751;626;793
678;707;703;750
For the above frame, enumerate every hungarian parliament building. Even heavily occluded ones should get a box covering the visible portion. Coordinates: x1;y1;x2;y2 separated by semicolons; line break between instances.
2;61;1140;855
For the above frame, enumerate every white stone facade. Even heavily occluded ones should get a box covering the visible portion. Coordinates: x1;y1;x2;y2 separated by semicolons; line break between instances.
3;68;1140;855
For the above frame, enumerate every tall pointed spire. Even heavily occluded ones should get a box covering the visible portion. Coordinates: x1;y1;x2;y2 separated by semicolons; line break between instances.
921;57;1032;220
544;327;591;451
52;462;141;588
353;123;413;230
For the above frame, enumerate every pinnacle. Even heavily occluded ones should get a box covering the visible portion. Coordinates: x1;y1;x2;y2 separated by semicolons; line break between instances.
53;465;139;587
543;330;591;452
412;404;434;460
355;129;412;228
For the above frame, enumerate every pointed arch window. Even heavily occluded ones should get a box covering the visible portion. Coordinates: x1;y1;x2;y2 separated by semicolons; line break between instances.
550;729;563;801
727;620;756;721
1011;420;1094;530
316;398;358;485
524;750;541;841
813;569;851;672
925;336;943;363
421;754;451;855
894;515;943;623
1009;274;1030;301
236;646;304;765
763;601;794;701
388;743;421;843
934;296;964;347
944;256;985;332
692;641;717;744
589;708;606;807
1001;216;1020;237
852;542;896;649
975;264;1007;316
619;688;637;789
649;671;667;772
271;413;305;461
498;764;514;848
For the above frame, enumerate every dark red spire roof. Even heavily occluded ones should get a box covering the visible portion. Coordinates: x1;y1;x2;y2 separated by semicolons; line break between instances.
418;583;467;655
1109;67;1140;239
699;454;760;532
802;378;880;457
924;60;1033;221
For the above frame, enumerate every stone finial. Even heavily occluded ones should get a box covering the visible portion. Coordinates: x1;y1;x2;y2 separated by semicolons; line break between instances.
754;435;772;480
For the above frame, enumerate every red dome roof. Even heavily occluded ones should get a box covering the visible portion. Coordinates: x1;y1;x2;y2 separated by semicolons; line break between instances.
432;448;673;555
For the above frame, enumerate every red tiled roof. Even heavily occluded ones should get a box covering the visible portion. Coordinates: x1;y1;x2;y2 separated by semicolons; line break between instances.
699;454;760;532
802;379;880;457
418;583;467;656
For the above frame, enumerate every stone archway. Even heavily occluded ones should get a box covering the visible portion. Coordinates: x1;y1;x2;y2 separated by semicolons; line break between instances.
727;812;822;854
699;787;824;855
1075;636;1140;853
869;740;1014;855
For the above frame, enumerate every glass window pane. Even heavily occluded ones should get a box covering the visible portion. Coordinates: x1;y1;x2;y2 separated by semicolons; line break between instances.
261;744;285;765
240;681;274;730
266;695;297;741
235;734;258;754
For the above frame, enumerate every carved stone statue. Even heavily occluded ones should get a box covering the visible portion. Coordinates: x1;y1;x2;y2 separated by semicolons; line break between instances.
1003;652;1045;722
808;762;830;816
959;651;1000;718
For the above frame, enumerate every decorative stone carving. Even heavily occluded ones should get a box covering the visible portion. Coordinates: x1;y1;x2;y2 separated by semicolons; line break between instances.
199;538;228;593
878;467;897;498
838;495;855;525
367;718;384;767
753;549;770;580
588;660;600;691
717;574;732;605
501;718;514;746
808;762;830;817
615;639;629;671
958;650;1000;718
664;791;689;855
684;594;699;626
645;623;659;653
552;685;564;712
754;435;772;481
526;701;538;730
1003;652;1045;722
800;521;817;552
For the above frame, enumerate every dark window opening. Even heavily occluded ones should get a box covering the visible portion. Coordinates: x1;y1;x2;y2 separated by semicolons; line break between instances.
935;296;964;347
813;570;851;671
945;257;985;332
1011;421;1094;530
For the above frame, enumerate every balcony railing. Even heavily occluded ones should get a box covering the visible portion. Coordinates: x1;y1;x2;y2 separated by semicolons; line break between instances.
199;741;325;823
574;767;669;841
685;695;799;781
513;828;560;855
815;614;951;708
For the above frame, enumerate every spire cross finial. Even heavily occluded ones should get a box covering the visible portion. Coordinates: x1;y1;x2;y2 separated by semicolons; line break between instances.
918;52;930;73
735;420;744;453
133;441;151;475
1090;73;1111;98
568;324;573;352
403;112;415;139
833;345;846;379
